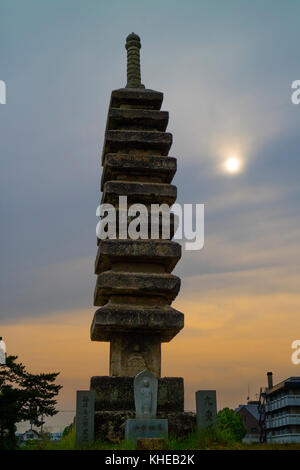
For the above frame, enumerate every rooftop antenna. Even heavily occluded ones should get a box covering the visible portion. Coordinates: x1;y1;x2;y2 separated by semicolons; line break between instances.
247;383;250;402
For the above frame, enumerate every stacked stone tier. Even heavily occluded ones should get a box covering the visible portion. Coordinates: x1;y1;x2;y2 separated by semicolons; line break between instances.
91;87;184;378
107;108;169;131
94;271;180;306
96;211;177;244
102;181;177;206
91;304;184;343
95;239;181;273
109;88;163;109
101;154;176;189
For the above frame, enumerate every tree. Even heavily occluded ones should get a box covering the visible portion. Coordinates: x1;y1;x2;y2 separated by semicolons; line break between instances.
217;407;246;441
62;423;73;437
0;355;62;449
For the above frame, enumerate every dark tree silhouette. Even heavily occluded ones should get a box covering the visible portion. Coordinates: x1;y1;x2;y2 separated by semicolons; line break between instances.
0;355;62;449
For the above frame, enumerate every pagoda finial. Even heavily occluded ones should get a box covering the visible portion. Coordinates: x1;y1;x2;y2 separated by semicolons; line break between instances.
125;32;145;89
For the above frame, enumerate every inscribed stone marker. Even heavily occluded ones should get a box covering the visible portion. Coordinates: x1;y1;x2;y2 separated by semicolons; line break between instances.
75;390;95;446
196;390;217;429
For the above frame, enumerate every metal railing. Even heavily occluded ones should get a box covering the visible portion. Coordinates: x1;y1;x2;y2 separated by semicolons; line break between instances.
265;395;300;412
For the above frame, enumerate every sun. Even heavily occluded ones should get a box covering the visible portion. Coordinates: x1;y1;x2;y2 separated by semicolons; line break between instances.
224;157;241;174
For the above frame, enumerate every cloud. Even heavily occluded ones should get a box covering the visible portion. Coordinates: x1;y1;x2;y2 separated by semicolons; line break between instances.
1;256;95;322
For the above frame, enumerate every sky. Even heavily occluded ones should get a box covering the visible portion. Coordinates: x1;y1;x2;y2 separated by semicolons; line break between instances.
1;0;300;432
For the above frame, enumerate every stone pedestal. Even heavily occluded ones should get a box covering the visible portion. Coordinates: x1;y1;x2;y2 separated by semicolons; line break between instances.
125;418;168;442
94;410;196;442
91;376;184;412
91;375;196;441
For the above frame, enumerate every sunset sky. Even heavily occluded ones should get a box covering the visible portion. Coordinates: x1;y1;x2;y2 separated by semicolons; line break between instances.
1;0;300;432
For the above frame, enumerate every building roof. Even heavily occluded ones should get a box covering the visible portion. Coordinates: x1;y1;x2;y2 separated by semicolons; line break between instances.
235;402;260;421
266;377;300;395
23;429;41;438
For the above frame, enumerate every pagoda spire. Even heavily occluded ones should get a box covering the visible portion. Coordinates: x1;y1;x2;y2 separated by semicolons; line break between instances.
125;32;144;89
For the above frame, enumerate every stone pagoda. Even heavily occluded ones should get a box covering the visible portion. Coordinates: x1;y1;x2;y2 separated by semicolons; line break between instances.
90;33;195;439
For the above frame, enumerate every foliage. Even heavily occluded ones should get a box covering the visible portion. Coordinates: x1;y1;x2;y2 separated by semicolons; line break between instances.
23;428;76;450
21;426;300;451
217;407;246;441
62;423;73;437
0;355;62;449
23;429;137;450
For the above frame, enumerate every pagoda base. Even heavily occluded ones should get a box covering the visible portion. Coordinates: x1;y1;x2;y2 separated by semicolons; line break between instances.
91;376;184;412
94;411;196;443
91;375;195;442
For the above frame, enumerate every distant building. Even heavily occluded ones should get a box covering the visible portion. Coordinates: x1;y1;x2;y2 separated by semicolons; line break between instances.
264;373;300;443
16;429;63;445
235;401;260;443
16;429;41;445
50;431;63;441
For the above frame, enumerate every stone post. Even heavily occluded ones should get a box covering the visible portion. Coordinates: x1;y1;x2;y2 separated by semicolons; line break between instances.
75;390;95;446
196;390;217;429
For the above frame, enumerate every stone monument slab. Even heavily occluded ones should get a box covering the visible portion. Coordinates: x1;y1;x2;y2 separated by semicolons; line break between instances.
75;390;95;446
196;390;217;429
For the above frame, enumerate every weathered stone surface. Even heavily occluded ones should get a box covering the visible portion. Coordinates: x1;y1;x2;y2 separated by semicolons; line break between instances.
94;410;196;442
90;304;184;342
95;239;181;274
102;130;172;159
134;370;158;418
107;108;169;131
125;418;168;442
110;334;161;377
75;390;95;446
137;437;166;450
90;376;184;412
102;181;177;205
196;390;217;429
110;88;163;110
94;271;180;306
101;154;176;188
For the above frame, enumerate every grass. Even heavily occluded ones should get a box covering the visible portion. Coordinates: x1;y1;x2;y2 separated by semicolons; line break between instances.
21;427;300;451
